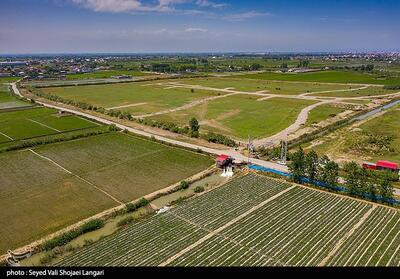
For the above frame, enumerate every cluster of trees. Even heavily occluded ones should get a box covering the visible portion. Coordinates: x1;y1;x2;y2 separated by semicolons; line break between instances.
137;118;190;135
288;148;339;186
288;148;396;204
297;60;310;68
201;132;237;147
343;162;395;202
354;64;374;72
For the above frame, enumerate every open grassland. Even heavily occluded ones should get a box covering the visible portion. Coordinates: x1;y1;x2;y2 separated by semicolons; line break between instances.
307;105;400;163
240;70;400;85
0;150;117;254
177;77;352;94
0;84;30;110
310;86;399;98
31;132;213;203
0;77;20;84
305;104;348;127
151;96;315;140
39;82;223;115
65;70;151;80
0;107;98;143
0;132;212;253
56;174;400;267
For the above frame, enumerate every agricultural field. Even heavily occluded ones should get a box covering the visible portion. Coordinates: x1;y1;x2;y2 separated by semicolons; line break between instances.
310;86;399;98
25;132;213;202
38;82;224;116
150;96;315;140
55;174;400;267
240;70;400;85
0;107;98;143
0;150;117;254
176;77;352;94
0;132;212;253
305;104;400;163
65;70;151;80
0;83;30;110
305;104;348;127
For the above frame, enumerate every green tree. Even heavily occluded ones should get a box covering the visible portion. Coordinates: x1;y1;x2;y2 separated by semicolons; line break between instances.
343;162;368;197
288;148;305;183
304;150;319;181
318;156;339;187
378;171;394;203
189;117;200;138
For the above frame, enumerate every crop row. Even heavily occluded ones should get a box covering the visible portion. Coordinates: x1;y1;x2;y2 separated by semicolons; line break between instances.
56;213;207;266
55;174;399;267
171;174;291;230
170;187;371;266
327;207;400;266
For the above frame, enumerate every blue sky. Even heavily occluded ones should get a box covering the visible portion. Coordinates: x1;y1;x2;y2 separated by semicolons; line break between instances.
0;0;399;54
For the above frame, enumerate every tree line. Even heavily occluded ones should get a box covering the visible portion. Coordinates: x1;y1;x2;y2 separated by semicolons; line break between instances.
288;148;396;205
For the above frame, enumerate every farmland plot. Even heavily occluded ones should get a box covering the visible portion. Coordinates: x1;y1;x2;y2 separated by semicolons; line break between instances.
55;174;400;267
0;107;98;143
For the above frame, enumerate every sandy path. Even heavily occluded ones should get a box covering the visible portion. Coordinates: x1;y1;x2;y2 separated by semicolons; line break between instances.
133;93;239;118
106;102;147;110
253;100;334;147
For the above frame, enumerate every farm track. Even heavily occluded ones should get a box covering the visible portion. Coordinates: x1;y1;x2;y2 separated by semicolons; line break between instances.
55;174;400;267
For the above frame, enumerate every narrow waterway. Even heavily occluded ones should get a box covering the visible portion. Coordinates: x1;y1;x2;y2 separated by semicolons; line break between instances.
354;99;400;121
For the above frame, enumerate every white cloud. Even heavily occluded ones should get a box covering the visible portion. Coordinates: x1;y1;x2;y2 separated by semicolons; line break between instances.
185;27;208;32
71;0;187;13
224;11;271;21
196;0;227;8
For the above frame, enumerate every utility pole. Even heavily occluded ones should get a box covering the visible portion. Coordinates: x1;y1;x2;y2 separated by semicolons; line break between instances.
280;140;288;165
247;135;254;164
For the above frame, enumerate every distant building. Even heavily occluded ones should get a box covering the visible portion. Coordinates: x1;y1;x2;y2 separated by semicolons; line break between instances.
0;61;27;67
363;160;399;173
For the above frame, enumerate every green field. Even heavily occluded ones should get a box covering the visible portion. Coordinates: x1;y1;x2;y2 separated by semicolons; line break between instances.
0;150;117;253
151;96;315;139
31;132;213;202
311;86;397;98
0;83;30;110
0;76;20;84
240;71;400;85
56;174;400;267
308;105;400;163
178;77;351;94
40;82;223;115
0;107;98;143
0;132;212;253
65;70;150;80
305;104;348;126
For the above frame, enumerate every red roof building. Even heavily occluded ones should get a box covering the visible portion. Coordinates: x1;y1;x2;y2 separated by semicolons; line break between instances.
376;160;399;171
216;154;233;168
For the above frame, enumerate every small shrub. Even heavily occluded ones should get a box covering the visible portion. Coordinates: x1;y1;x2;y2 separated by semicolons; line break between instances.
125;198;149;213
180;180;190;190
194;186;205;193
117;216;134;227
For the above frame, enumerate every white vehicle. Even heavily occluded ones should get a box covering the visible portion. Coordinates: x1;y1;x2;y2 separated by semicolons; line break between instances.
156;206;171;215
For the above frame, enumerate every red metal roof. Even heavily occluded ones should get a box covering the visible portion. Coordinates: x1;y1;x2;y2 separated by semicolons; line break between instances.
216;154;230;161
376;160;399;170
